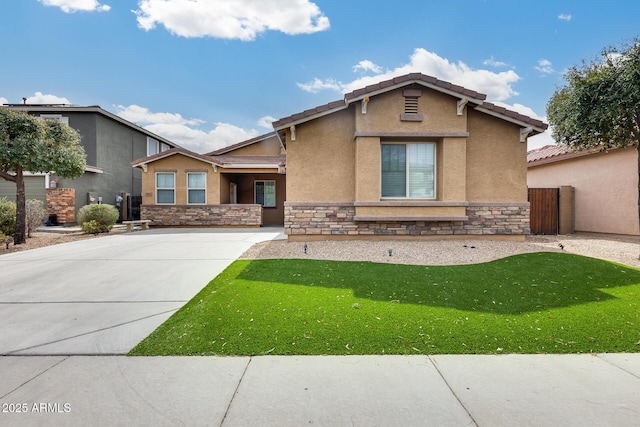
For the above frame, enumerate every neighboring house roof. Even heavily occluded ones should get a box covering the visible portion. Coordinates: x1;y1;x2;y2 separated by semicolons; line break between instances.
527;144;608;167
207;131;283;155
132;147;218;169
272;72;547;134
3;104;182;149
131;148;285;170
213;154;285;167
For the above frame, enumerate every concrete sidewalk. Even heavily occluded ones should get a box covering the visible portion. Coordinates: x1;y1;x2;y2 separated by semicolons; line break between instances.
0;353;638;426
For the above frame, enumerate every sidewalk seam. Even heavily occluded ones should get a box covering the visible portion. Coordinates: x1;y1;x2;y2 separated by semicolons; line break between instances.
220;357;252;426
428;356;479;427
0;356;69;399
596;353;640;380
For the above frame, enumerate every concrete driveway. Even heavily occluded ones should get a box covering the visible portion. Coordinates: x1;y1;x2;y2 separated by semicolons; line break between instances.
0;228;283;355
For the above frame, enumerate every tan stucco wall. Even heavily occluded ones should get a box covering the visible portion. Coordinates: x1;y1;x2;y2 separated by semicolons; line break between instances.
286;108;356;202
140;154;218;205
287;87;527;210
355;136;381;201
225;134;284;155
466;109;527;202
354;86;467;133
528;147;639;236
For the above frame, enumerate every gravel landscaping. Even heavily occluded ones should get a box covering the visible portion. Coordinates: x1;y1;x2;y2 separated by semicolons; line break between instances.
241;233;640;268
5;228;639;269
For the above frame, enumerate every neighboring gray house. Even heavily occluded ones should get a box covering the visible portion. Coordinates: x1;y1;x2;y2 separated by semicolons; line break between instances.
1;104;180;221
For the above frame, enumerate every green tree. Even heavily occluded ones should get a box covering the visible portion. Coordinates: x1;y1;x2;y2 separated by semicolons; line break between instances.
547;37;640;240
0;108;86;244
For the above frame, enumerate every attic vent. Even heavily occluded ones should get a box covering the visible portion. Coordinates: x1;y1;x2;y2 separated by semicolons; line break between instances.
404;97;419;114
400;89;423;122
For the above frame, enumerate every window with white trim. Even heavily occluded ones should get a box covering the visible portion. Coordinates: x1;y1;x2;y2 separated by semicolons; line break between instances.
255;180;276;207
156;172;175;204
147;137;159;156
39;114;69;125
187;172;206;204
381;143;435;198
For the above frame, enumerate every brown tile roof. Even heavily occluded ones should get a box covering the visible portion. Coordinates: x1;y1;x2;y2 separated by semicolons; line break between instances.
526;144;616;166
272;72;547;132
212;154;285;166
132;147;285;169
207;131;280;155
476;102;547;130
343;72;486;102
131;147;217;167
527;145;571;163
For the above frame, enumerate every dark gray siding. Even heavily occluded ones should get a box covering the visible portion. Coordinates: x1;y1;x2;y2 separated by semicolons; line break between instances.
0;176;47;203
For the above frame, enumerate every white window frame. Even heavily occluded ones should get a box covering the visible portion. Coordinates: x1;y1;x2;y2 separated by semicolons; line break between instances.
381;142;436;199
39;114;69;125
187;172;207;204
254;180;276;208
147;137;159;156
156;172;175;205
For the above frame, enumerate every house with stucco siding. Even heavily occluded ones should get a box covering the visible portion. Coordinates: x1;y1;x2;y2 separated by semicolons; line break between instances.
527;144;639;236
132;73;547;239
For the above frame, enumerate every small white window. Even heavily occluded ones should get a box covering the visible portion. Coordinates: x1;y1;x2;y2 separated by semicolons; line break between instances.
156;172;175;204
147;137;159;156
39;114;69;125
187;172;206;204
255;180;276;207
160;142;171;152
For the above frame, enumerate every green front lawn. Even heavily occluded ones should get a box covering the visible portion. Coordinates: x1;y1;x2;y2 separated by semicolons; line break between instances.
129;253;640;356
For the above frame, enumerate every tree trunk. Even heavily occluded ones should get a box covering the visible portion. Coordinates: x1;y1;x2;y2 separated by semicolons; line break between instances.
14;165;26;245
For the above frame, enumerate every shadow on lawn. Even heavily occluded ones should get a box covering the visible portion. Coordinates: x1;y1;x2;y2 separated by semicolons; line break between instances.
237;252;640;315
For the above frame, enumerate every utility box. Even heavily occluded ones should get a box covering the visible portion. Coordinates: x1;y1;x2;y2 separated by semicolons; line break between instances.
87;192;98;205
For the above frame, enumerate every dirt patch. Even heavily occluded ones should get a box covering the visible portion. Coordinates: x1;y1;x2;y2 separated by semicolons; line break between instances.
0;229;126;255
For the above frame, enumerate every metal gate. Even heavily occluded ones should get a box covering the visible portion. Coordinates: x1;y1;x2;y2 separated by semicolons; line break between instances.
528;188;559;235
130;195;142;221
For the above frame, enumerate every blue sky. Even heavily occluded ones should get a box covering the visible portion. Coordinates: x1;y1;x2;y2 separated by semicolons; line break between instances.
1;1;639;153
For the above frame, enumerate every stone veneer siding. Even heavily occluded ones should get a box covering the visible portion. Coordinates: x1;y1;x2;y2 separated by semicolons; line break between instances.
141;204;262;227
284;202;530;237
46;188;76;224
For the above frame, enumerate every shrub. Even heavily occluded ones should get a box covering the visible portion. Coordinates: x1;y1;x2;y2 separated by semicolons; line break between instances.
26;199;48;237
0;197;16;237
77;204;119;234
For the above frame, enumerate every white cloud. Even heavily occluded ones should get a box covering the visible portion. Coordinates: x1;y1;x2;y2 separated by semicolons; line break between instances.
0;97;8;105
527;129;556;150
115;104;261;153
26;92;71;104
38;0;110;13
258;115;277;128
296;78;344;94
133;0;330;40
115;104;204;126
558;13;572;21
535;58;554;74
298;48;521;102
353;60;383;74
144;122;259;153
483;56;509;68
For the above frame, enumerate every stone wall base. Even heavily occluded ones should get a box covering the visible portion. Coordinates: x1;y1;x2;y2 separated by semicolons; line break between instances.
46;188;76;224
284;202;530;239
141;204;262;227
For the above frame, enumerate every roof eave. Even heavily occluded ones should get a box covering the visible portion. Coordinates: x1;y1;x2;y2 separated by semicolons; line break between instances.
473;105;547;134
344;79;485;106
273;103;349;131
